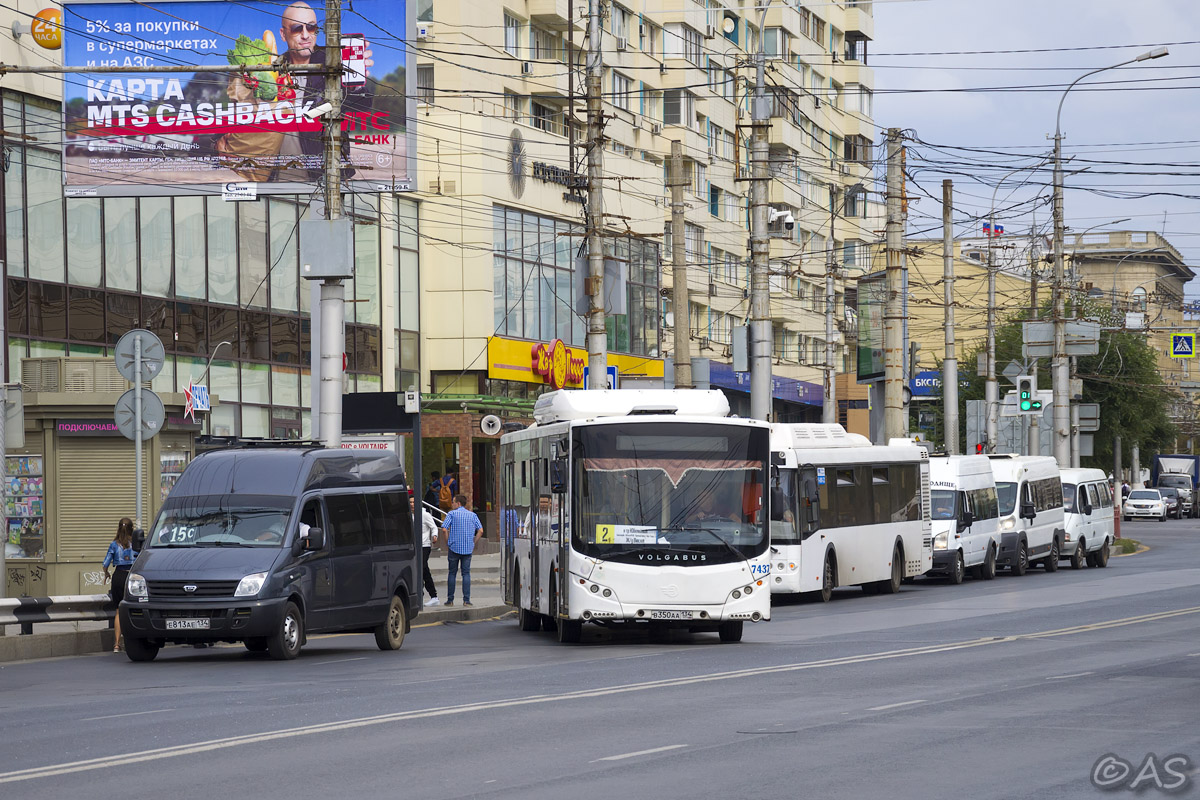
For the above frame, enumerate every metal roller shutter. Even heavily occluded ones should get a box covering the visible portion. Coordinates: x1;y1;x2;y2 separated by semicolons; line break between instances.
56;439;151;562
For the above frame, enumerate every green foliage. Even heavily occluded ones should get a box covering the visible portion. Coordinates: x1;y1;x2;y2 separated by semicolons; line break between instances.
226;35;278;102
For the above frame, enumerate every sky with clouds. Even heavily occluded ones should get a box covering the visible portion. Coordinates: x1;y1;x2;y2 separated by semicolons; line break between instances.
872;0;1200;278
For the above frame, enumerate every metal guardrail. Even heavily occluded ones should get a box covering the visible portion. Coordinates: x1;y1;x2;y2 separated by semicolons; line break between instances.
0;594;115;635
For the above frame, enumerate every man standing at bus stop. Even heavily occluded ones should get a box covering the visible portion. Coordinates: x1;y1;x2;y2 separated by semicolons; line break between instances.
441;494;483;607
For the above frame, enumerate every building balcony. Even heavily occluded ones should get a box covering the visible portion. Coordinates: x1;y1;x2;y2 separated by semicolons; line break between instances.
843;6;875;42
528;0;583;32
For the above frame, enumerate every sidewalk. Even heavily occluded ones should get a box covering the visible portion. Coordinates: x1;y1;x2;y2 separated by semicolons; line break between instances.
0;551;510;662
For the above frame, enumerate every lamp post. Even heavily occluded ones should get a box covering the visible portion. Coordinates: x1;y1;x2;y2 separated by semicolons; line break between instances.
1051;47;1169;466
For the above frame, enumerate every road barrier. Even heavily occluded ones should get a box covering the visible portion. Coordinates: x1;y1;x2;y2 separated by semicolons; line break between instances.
0;595;114;635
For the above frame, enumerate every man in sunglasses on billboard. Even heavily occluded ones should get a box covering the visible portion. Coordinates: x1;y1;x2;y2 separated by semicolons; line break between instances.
275;1;375;182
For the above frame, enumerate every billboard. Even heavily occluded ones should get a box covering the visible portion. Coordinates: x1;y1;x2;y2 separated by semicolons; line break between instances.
856;271;885;382
63;0;414;196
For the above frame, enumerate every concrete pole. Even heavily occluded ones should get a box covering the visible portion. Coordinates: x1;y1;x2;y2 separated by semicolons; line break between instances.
883;129;905;440
1050;118;1071;467
748;4;773;420
823;187;837;424
942;180;958;453
670;141;692;389
0;277;6;599
1071;384;1081;468
1114;434;1123;517
585;0;608;388
319;0;345;446
1132;444;1141;488
985;234;998;453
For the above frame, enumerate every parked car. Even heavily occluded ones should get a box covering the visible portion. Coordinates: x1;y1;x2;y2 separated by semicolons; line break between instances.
1160;487;1183;519
1123;488;1168;522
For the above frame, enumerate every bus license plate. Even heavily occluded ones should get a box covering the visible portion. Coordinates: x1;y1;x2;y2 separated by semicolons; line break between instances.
649;610;693;620
165;619;210;630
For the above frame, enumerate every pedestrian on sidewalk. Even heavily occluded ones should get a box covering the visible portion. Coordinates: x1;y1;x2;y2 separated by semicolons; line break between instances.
103;517;138;653
440;494;483;607
424;471;442;510
411;494;440;606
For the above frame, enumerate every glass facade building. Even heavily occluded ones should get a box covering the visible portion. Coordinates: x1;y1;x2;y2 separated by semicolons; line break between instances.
3;91;420;438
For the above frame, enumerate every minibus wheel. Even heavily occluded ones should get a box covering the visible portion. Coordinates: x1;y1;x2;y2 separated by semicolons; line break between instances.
374;595;407;651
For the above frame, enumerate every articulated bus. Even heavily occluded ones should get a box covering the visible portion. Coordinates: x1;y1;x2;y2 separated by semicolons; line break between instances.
499;390;771;644
767;425;931;600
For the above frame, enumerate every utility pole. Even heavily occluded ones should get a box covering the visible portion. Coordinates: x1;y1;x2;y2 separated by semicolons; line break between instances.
585;0;607;388
1114;434;1123;518
883;129;905;440
942;180;958;453
748;3;773;421
985;216;998;453
670;141;693;389
823;184;837;425
319;0;345;446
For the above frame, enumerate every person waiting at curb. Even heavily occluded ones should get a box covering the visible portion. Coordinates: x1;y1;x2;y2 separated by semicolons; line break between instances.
440;494;483;607
411;494;440;606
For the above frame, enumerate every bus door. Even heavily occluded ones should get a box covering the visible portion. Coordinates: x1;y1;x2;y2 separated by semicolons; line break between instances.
500;458;516;605
550;444;570;618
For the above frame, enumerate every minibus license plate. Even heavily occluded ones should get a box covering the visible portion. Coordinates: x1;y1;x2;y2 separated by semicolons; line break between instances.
649;610;693;620
166;619;210;630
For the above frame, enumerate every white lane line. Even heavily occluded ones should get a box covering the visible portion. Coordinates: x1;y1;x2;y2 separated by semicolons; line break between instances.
311;657;368;666
1047;671;1095;680
5;604;1199;785
866;699;926;712
590;745;688;762
81;709;174;722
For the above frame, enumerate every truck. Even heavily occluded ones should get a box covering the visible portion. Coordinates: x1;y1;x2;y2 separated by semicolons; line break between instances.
1151;455;1200;519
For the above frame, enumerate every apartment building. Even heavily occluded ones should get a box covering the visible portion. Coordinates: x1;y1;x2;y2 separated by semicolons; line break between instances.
413;0;880;417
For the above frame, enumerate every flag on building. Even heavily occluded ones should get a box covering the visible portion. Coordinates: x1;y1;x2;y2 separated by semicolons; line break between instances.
982;222;1005;237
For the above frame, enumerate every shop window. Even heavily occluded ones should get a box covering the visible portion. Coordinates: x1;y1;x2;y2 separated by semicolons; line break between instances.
209;359;239;404
106;293;138;344
270;407;301;440
175;303;207;355
271;315;300;364
68;288;105;345
209;307;238;355
241;311;270;362
142;297;174;349
104;198;138;293
354;325;381;374
7;279;28;336
29;283;67;341
174;196;207;299
140;197;173;298
67;198;103;288
272;366;301;408
242;404;270;438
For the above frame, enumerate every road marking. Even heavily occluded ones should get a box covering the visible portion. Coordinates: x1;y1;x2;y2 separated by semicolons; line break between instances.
866;699;926;712
590;745;688;762
5;604;1199;785
1047;671;1094;680
310;657;368;666
80;709;174;722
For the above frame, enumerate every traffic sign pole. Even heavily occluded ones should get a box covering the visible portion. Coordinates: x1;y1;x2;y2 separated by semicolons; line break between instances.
135;335;143;530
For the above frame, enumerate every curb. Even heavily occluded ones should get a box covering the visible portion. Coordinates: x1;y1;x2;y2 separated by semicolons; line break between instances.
1111;543;1149;558
413;605;513;627
0;628;115;664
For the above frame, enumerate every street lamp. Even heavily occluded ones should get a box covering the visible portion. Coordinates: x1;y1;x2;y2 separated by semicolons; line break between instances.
1050;47;1169;466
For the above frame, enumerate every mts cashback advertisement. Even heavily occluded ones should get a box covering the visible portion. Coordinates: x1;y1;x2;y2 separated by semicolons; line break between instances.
63;0;413;195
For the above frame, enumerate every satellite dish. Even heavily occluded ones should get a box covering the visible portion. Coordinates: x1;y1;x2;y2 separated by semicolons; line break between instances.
480;415;502;436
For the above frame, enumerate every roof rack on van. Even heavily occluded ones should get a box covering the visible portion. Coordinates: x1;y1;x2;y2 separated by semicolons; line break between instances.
197;436;326;450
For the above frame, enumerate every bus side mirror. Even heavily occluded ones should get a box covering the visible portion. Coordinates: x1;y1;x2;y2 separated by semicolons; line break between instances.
1020;502;1036;520
550;459;568;494
302;527;325;551
132;528;146;552
957;511;973;532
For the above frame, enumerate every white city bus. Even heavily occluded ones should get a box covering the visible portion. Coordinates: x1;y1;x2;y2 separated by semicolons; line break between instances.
767;425;931;600
500;389;771;644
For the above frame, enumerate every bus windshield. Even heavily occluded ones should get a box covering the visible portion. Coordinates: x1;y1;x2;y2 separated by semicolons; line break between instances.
996;482;1018;516
1062;484;1077;513
574;422;769;564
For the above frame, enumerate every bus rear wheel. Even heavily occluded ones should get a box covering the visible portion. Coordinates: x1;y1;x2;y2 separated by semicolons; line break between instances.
718;620;743;643
878;547;903;594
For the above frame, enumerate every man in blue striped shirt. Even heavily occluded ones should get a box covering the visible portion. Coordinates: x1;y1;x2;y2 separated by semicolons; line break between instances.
440;494;484;606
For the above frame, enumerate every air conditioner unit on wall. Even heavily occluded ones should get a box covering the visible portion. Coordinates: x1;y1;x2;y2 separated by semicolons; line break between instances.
704;23;716;39
699;336;710;349
650;122;662;135
616;36;628;51
522;62;533;75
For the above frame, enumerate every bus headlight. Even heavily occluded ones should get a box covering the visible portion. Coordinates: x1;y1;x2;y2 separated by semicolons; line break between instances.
933;532;948;550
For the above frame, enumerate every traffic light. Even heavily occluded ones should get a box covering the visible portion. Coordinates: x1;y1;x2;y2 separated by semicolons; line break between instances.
975;442;985;454
1017;375;1042;415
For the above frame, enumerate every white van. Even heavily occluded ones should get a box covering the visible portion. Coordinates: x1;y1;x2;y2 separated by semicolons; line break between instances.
929;456;1001;583
1058;468;1114;569
988;455;1066;576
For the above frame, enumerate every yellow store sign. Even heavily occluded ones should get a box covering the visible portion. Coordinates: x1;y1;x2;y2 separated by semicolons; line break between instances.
487;336;664;389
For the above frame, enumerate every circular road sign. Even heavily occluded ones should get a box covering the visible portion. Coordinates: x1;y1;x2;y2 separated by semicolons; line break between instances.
114;329;166;383
114;389;166;442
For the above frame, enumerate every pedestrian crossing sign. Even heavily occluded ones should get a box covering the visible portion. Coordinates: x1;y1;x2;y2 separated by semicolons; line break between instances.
1171;333;1196;358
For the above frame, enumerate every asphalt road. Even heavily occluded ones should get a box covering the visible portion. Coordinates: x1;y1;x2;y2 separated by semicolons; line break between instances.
2;518;1199;800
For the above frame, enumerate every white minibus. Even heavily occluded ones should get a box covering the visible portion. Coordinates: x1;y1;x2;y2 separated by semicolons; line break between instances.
929;455;1001;583
1060;467;1113;569
988;455;1066;576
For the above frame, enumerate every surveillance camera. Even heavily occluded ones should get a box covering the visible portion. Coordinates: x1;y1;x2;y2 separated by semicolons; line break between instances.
304;102;334;120
783;213;795;230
